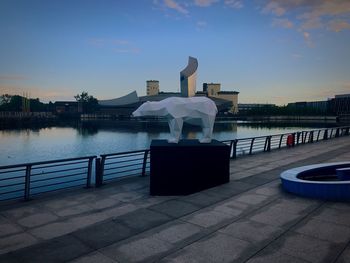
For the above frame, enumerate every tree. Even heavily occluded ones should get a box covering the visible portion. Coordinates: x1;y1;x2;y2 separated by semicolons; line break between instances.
74;91;99;113
0;94;12;105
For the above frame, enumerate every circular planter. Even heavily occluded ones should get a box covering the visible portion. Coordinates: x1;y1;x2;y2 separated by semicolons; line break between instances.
280;162;350;201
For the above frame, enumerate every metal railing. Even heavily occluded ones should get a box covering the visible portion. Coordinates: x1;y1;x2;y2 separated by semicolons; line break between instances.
0;156;95;201
0;126;349;201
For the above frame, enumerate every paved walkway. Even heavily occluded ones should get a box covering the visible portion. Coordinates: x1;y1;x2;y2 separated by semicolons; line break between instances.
1;136;350;263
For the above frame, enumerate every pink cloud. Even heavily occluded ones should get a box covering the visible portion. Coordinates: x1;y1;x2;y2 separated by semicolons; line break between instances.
194;0;219;7
272;18;294;29
224;0;243;9
164;0;189;14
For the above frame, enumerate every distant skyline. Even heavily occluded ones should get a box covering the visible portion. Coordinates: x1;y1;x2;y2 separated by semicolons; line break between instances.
0;0;349;105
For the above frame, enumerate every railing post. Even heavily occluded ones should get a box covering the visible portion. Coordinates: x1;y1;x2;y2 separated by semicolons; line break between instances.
335;128;340;138
330;129;334;138
141;150;149;177
233;139;238;159
24;165;31;201
316;130;321;141
249;138;255;155
323;129;328;140
309;131;314;143
345;127;350;136
267;136;271;151
278;134;283;149
95;157;103;187
86;157;94;188
296;132;301;144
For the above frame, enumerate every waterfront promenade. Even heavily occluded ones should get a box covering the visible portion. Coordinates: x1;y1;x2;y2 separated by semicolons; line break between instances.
0;136;350;262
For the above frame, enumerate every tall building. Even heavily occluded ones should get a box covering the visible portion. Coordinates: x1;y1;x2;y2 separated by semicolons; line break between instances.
146;80;159;96
180;56;198;97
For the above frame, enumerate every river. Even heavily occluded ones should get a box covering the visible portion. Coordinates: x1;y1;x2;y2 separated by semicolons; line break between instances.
0;120;338;166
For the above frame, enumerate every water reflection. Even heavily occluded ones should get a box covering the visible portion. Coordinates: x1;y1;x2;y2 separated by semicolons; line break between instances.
0;120;337;166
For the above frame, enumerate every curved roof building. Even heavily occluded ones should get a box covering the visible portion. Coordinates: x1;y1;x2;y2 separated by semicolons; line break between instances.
180;56;198;97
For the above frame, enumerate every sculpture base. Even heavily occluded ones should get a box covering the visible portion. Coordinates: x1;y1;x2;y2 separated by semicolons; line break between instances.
150;139;230;195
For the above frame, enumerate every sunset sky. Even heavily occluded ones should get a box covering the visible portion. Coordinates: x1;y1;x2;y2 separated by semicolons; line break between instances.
0;0;349;104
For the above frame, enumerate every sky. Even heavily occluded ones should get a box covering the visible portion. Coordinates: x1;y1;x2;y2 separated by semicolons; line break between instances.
0;0;349;105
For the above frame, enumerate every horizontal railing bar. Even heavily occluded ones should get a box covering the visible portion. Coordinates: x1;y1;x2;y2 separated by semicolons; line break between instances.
31;160;87;170
104;158;144;166
103;162;143;171
0;156;96;170
31;184;86;196
31;166;87;177
0;182;25;188
0;175;25;181
0;189;24;195
0;168;26;174
30;178;86;190
103;168;142;177
104;173;141;181
101;150;147;158
31;172;87;183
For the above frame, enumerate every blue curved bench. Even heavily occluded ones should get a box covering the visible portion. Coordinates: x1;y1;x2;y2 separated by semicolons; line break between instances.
280;162;350;201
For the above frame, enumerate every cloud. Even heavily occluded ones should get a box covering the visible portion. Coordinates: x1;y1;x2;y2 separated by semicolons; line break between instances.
263;0;350;31
292;53;303;59
194;0;219;7
113;39;129;45
88;38;106;47
224;0;243;9
113;48;140;54
272;18;294;29
163;0;189;14
328;20;350;32
89;38;140;54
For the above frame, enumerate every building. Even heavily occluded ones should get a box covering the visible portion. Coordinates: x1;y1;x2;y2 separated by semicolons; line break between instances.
180;56;198;97
202;83;239;114
328;94;350;115
203;83;220;96
238;103;276;115
146;80;159;96
54;101;82;113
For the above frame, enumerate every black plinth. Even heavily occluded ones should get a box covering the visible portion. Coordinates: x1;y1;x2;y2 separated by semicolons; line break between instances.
150;139;230;195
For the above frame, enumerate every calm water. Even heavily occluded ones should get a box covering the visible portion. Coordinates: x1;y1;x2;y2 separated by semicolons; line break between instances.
0;120;337;166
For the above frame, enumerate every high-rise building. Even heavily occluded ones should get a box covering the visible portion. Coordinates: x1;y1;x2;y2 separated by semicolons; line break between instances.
146;80;159;96
180;56;198;97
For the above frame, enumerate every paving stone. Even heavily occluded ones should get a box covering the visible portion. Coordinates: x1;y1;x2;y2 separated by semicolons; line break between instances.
17;212;58;228
69;251;116;263
178;191;227;208
1;205;43;220
55;204;93;217
102;203;139;218
87;198;121;210
29;221;77;240
10;234;93;263
43;199;81;210
212;202;243;216
246;251;309;263
250;206;302;228
152;221;203;244
294;218;350;244
254;185;282;196
239;175;272;186
234;193;269;205
0;223;22;237
109;191;145;202
100;236;173;262
162;232;252;263
182;209;234;228
270;232;343;263
72;220;135;249
0;233;38;255
114;208;172;232
313;207;350;227
149;200;200;218
270;198;320;215
335;244;350;263
220;219;284;244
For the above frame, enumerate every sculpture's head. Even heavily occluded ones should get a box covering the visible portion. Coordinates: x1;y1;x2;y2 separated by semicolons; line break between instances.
132;101;167;117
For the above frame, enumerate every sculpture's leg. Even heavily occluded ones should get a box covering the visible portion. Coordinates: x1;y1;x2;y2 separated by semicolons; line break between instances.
200;115;215;143
168;118;183;143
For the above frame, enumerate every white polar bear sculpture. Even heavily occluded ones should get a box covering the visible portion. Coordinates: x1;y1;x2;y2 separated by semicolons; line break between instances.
132;97;218;143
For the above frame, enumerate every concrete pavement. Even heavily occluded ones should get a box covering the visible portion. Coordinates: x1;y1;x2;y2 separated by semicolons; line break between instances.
0;136;350;262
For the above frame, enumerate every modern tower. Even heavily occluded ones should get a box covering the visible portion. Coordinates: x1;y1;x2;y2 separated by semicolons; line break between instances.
180;56;198;97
